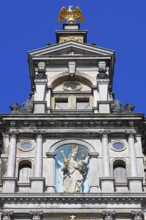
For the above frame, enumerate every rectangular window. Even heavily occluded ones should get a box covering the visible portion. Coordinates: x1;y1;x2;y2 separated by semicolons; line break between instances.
55;99;68;110
76;98;90;110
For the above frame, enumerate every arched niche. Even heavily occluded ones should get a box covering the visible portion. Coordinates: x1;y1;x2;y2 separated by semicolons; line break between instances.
49;71;94;89
49;139;95;153
49;139;95;193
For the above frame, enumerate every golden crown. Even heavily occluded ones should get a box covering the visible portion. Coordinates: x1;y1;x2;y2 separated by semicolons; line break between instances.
72;145;79;152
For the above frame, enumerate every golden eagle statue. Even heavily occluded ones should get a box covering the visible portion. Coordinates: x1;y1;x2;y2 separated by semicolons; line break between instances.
58;6;84;24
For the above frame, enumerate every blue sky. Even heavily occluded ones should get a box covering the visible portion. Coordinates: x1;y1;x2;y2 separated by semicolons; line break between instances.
0;1;146;114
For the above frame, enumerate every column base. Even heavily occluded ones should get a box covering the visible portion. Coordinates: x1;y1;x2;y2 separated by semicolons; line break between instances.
47;186;56;193
128;177;143;192
100;177;115;192
92;107;98;114
2;177;17;193
90;186;99;193
30;177;45;193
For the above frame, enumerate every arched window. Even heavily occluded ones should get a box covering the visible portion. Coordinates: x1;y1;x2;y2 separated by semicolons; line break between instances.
18;161;32;182
113;160;127;182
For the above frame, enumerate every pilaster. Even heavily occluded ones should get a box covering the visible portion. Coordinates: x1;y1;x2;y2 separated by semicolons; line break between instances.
46;152;56;192
89;152;99;192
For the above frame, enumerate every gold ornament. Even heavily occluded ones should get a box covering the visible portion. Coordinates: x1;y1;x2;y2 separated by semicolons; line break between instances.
58;6;84;24
72;145;79;153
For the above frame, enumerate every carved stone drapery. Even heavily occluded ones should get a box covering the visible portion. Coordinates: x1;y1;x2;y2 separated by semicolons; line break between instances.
131;211;143;220
102;211;115;220
1;211;14;220
30;211;43;220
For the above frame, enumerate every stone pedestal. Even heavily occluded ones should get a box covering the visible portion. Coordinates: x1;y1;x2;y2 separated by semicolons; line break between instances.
2;177;17;193
33;101;47;113
128;177;143;192
30;177;45;193
100;177;115;192
97;101;111;113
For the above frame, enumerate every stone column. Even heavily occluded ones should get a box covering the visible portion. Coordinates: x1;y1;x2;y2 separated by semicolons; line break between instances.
102;133;110;177
34;134;43;177
2;133;17;192
100;133;115;192
128;133;143;192
46;152;56;192
2;211;14;220
89;152;99;192
102;211;115;220
7;133;17;177
132;211;143;220
128;133;138;177
30;134;45;193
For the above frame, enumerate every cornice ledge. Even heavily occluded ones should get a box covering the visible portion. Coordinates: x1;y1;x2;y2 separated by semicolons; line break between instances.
0;194;145;205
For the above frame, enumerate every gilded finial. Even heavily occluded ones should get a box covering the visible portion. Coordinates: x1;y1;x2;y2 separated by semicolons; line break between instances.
58;6;84;24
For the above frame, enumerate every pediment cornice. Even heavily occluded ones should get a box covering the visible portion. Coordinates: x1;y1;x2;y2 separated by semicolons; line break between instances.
28;41;115;58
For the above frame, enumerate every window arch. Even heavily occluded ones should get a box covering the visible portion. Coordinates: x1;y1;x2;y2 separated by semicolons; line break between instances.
113;160;127;182
18;160;32;182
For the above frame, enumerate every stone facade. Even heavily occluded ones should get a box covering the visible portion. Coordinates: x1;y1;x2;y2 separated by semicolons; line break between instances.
0;21;146;220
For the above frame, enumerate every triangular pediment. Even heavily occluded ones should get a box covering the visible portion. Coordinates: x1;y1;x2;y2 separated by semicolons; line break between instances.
28;41;115;59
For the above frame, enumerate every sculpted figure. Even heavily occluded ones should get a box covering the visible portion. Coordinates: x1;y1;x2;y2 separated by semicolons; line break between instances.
61;146;88;193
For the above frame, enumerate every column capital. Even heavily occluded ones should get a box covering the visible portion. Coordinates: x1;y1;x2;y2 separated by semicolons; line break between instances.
9;131;19;139
125;130;136;138
99;130;111;139
33;131;45;138
88;152;99;158
131;211;143;220
102;211;115;220
46;152;56;158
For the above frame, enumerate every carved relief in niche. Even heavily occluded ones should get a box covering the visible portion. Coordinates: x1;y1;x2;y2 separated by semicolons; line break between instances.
63;81;82;91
